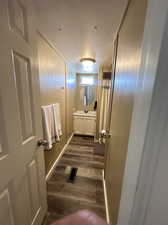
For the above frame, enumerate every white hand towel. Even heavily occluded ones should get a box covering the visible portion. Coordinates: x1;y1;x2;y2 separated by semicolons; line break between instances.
53;103;62;141
41;105;55;150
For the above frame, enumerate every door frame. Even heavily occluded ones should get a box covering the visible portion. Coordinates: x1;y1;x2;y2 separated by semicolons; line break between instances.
105;35;118;132
117;0;168;225
104;35;118;178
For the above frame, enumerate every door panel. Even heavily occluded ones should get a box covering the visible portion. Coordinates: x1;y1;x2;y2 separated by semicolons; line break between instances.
13;52;34;141
0;0;47;225
0;188;14;225
8;0;28;41
27;159;41;219
104;0;147;224
12;171;32;225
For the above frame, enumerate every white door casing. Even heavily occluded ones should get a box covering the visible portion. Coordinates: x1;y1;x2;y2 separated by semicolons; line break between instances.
0;1;47;225
117;1;168;225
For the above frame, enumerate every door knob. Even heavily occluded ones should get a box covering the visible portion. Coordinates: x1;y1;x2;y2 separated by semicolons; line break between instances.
100;130;111;139
37;139;48;147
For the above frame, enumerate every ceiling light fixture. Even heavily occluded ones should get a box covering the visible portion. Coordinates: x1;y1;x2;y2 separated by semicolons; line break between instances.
80;58;96;72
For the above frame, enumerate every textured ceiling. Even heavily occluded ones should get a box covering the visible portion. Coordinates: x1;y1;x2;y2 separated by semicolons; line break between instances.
34;0;128;72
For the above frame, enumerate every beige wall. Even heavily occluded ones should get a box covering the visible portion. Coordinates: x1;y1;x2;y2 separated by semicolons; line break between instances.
104;0;147;224
37;33;75;174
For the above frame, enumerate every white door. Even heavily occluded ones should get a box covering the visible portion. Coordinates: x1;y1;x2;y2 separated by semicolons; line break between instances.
0;1;47;225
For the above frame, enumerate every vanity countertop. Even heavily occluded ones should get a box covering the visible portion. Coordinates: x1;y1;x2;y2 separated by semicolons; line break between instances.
73;110;96;117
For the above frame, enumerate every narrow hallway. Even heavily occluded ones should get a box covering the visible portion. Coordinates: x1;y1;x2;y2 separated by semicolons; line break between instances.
43;135;106;225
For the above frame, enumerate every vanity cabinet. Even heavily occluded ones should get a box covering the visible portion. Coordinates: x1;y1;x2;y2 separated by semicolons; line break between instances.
73;111;96;136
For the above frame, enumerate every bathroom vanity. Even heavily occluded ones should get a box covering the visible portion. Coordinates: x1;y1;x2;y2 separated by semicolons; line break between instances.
73;111;96;136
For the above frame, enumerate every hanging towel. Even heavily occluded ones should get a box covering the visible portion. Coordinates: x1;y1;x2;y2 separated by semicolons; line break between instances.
41;105;55;150
52;103;62;141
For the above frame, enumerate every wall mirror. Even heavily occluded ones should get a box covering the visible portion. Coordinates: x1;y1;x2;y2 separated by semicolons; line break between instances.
76;73;98;111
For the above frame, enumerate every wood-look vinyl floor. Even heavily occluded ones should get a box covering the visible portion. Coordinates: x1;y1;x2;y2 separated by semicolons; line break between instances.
42;135;106;225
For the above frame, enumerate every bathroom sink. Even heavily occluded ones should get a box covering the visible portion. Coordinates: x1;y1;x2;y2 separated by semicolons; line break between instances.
73;110;96;117
88;111;96;115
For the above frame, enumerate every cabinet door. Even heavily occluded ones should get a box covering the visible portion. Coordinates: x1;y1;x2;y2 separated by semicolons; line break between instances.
74;117;96;135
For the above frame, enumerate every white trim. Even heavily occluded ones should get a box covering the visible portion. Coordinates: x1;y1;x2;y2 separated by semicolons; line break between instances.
117;0;168;225
130;4;168;225
45;133;74;181
102;170;110;224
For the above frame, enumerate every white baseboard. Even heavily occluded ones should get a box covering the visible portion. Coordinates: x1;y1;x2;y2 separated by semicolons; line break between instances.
102;170;110;224
45;133;74;181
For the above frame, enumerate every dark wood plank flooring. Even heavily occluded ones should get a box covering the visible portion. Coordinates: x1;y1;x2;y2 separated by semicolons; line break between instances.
42;135;106;225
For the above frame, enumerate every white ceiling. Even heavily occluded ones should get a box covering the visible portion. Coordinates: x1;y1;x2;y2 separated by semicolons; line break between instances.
34;0;128;72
